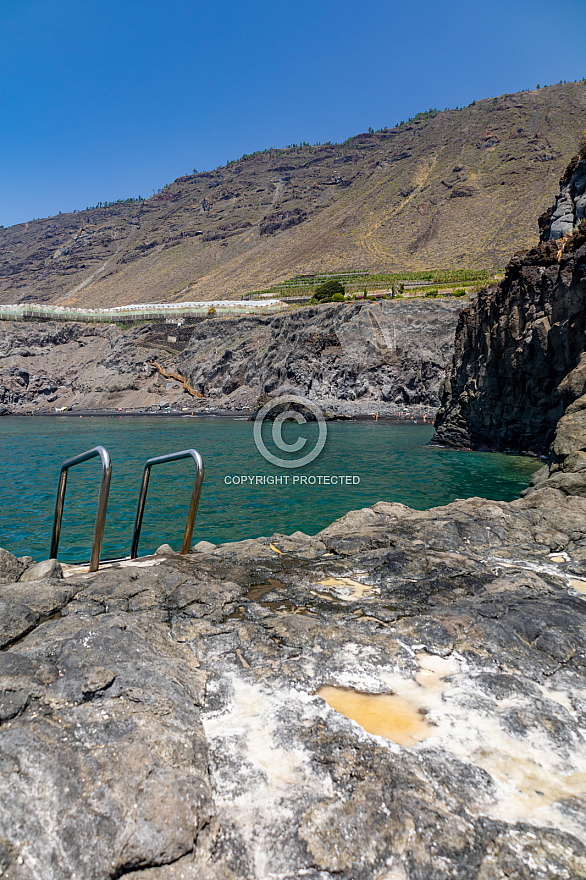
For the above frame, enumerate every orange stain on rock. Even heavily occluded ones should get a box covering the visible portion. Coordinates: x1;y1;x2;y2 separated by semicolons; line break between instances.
317;686;433;746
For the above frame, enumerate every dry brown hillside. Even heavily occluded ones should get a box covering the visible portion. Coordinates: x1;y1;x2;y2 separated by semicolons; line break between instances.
1;81;585;307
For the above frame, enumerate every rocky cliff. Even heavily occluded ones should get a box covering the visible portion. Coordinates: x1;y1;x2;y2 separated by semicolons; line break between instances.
177;298;463;416
433;152;586;468
0;298;463;416
1;82;585;307
539;147;586;239
0;321;184;413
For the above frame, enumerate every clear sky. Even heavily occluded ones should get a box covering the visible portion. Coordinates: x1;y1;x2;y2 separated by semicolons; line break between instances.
1;0;585;228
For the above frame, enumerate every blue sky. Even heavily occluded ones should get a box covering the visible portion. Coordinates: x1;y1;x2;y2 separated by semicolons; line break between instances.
1;0;585;228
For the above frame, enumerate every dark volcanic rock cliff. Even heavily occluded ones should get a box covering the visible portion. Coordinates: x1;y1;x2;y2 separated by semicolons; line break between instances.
177;299;463;416
540;147;586;239
433;153;586;458
0;299;463;415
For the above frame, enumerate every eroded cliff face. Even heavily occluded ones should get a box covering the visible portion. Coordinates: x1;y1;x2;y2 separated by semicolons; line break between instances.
539;149;586;239
434;154;586;459
177;299;463;416
0;298;463;416
0;321;185;413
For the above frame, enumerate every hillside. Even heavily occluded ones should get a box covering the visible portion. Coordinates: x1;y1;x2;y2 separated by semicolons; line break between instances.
1;81;585;307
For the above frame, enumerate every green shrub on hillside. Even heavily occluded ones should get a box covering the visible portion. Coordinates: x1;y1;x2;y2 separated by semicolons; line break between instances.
331;292;345;302
453;288;466;297
314;279;346;302
424;288;439;298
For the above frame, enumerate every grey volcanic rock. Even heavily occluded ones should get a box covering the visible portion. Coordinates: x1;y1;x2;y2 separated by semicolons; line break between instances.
177;299;463;416
0;547;25;584
523;391;586;497
540;151;586;239
155;543;176;556
434;154;586;455
0;320;194;412
1;489;586;877
0;299;462;416
19;558;63;582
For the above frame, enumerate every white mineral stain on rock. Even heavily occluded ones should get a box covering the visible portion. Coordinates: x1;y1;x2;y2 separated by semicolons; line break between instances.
314;575;375;600
570;577;586;595
203;676;330;791
408;663;586;841
414;651;458;688
202;675;336;878
204;641;586;856
535;682;575;713
491;554;586;599
549;552;570;563
376;865;408;880
444;715;586;841
315;649;586;841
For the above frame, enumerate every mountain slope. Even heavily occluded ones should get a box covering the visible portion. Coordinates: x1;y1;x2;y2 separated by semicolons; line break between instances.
1;81;585;307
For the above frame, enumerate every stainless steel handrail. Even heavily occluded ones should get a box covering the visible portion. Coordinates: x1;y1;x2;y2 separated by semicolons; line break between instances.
50;446;112;572
130;449;204;558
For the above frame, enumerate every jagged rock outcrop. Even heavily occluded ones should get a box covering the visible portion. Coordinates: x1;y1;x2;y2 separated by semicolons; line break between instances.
539;146;586;239
1;486;586;878
434;153;586;460
177;299;463;416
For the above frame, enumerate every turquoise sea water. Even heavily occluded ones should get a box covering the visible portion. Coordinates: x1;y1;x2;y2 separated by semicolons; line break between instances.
0;416;540;563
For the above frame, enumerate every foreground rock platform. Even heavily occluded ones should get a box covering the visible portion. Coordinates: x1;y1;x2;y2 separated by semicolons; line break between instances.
1;490;586;879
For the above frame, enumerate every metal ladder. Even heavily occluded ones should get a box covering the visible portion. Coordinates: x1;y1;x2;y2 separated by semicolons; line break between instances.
49;446;204;571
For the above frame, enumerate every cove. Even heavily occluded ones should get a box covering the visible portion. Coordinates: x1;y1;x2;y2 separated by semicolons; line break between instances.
0;416;540;563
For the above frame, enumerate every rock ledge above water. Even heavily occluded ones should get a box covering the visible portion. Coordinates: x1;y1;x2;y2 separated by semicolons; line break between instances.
1;488;586;879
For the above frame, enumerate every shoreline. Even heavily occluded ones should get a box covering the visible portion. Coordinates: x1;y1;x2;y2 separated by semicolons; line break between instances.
1;410;544;457
3;409;436;424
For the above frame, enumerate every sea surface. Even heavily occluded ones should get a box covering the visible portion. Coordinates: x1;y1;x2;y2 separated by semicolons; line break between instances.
0;416;541;563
